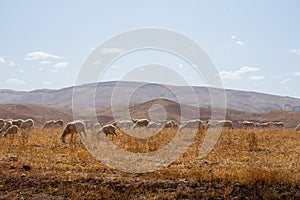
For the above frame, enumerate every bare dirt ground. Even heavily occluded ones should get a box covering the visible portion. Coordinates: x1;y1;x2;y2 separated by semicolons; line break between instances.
0;128;300;199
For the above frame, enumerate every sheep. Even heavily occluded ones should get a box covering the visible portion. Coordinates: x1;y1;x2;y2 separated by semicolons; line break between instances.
53;119;64;128
2;125;20;138
93;122;101;130
259;122;271;129
12;119;24;128
0;121;12;133
97;124;118;140
113;120;134;130
147;122;163;130
241;121;255;129
42;120;64;129
271;122;284;129
20;119;34;130
207;120;232;129
42;120;55;129
221;120;233;129
162;120;178;130
60;120;87;143
132;119;149;129
180;119;205;131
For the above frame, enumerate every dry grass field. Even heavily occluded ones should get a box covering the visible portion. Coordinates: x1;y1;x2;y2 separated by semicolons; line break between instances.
0;127;300;199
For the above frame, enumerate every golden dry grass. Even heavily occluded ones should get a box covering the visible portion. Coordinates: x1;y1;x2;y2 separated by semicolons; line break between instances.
0;127;300;199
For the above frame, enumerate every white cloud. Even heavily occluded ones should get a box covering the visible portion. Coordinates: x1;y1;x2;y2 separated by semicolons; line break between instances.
179;64;184;68
236;41;245;46
292;72;300;76
231;35;237;39
0;57;5;63
38;67;43;71
19;69;24;73
289;48;300;55
99;48;124;54
280;78;292;84
40;60;51;64
5;78;26;85
249;75;264;81
53;62;68;69
25;51;62;61
220;66;260;80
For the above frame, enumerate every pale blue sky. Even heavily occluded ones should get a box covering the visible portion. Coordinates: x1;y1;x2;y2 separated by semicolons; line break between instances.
0;1;300;98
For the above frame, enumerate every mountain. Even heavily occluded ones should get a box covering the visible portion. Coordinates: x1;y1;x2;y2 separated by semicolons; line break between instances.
1;81;300;113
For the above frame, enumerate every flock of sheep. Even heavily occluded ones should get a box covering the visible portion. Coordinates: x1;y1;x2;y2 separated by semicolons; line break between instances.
0;117;298;143
0;119;34;137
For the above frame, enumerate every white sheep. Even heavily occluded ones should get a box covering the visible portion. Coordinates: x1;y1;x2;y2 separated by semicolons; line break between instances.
113;120;134;130
20;119;34;130
132;119;149;129
207;120;232;129
180;119;205;130
53;119;64;128
271;122;284;129
162;120;178;130
259;122;271;129
42;120;55;129
60;120;87;143
241;121;255;129
42;119;64;129
97;124;118;140
147;122;163;130
2;125;20;138
93;122;101;130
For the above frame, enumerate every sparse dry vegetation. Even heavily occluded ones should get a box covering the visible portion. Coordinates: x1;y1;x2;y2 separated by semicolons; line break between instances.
0;127;300;199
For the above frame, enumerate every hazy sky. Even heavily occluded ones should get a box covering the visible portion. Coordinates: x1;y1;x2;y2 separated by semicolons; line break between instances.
1;1;300;98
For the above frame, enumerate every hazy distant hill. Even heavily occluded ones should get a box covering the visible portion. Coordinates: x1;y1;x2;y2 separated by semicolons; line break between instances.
97;98;300;129
1;81;300;113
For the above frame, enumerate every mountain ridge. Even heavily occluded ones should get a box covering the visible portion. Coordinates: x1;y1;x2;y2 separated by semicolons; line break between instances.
1;81;300;113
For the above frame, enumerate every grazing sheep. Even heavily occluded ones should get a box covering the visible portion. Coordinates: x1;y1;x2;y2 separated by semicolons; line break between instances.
163;120;178;130
60;120;87;143
271;122;284;129
207;120;232;129
93;122;101;130
42;120;55;129
20;119;34;130
12;119;24;128
221;120;233;129
0;121;12;133
241;121;255;129
180;119;205;130
53;119;64;128
132;119;149;129
43;120;64;129
113;120;134;130
260;122;271;129
2;125;20;138
147;122;163;130
97;124;118;140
